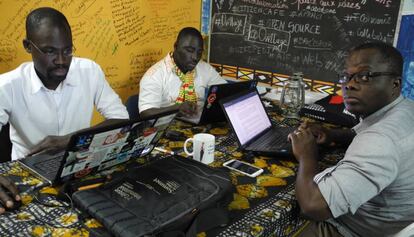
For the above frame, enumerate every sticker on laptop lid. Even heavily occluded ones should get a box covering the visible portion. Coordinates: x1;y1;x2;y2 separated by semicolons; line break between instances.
206;88;217;109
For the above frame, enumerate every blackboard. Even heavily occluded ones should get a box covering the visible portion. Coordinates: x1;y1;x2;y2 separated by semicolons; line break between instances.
210;0;402;84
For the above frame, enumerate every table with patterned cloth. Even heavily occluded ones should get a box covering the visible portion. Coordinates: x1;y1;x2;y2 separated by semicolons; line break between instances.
0;103;346;237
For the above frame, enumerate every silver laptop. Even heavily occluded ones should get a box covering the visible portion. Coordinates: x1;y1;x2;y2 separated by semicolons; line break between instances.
18;111;177;185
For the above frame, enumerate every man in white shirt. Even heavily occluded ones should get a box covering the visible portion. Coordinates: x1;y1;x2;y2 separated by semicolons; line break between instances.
0;7;128;212
139;27;226;119
290;42;414;237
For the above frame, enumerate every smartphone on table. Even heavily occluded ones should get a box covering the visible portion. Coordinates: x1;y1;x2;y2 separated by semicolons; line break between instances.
223;159;264;178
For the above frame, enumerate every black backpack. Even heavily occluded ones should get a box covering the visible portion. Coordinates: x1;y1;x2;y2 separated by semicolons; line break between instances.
73;156;233;237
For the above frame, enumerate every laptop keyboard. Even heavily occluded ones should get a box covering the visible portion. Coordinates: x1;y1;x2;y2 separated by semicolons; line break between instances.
252;127;295;150
219;133;238;147
33;155;64;174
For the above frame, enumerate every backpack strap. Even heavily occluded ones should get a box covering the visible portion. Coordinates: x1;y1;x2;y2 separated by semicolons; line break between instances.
157;207;229;237
185;207;229;237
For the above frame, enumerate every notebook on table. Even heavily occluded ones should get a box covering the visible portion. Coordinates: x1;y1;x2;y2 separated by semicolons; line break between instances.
220;89;295;157
18;110;177;185
176;80;258;125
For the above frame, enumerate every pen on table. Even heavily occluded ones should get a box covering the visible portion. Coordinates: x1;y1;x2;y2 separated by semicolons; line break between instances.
77;182;104;191
154;147;175;155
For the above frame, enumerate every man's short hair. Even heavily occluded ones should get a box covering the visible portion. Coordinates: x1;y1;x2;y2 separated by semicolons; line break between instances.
176;27;203;45
351;42;403;76
26;7;71;40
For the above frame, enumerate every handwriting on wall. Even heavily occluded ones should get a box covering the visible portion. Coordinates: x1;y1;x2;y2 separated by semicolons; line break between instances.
0;39;17;69
210;0;401;83
129;49;163;83
0;0;201;120
110;0;151;46
1;1;42;43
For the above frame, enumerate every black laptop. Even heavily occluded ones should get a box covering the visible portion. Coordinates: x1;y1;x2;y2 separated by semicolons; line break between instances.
220;89;295;157
176;80;258;125
18;111;177;185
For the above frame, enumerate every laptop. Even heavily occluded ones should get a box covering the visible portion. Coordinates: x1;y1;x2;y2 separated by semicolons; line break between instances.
18;110;177;185
176;80;258;125
220;89;295;157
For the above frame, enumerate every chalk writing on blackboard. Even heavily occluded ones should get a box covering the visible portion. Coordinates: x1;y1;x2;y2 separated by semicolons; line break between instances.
212;13;247;35
247;24;290;52
210;0;401;83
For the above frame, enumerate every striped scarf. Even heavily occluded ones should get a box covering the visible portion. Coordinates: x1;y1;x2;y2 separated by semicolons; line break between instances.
172;54;197;104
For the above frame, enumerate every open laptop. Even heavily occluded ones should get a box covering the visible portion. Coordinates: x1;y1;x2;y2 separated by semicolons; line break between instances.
176;80;258;125
18;110;177;185
220;89;295;157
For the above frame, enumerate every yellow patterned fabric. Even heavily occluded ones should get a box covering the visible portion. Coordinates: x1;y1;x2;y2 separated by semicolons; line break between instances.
0;111;343;237
171;53;197;104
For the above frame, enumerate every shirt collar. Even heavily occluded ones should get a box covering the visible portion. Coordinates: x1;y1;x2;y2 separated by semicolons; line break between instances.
353;95;404;133
29;58;79;94
165;53;175;73
165;53;198;76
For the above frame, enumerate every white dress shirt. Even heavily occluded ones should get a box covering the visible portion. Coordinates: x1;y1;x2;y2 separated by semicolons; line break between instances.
0;57;128;160
139;54;226;113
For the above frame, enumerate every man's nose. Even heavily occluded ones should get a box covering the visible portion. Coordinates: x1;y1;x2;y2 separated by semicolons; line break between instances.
342;78;358;90
53;52;69;65
191;52;199;61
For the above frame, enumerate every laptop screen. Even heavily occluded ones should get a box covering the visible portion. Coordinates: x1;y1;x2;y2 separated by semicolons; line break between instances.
222;90;272;146
59;113;176;181
176;80;258;125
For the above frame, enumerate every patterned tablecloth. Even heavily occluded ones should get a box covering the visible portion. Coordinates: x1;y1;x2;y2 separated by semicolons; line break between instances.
0;104;346;237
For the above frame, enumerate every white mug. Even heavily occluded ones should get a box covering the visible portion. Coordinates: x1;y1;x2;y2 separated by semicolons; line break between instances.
184;133;215;164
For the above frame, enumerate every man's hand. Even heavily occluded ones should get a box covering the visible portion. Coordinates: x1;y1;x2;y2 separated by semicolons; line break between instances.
288;128;332;220
288;127;319;163
299;122;332;145
178;101;198;117
0;176;20;214
27;134;71;157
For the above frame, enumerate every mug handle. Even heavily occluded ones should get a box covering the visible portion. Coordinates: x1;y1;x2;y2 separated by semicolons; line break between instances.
183;138;194;156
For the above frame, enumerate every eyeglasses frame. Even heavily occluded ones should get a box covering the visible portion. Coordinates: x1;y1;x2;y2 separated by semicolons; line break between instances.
26;39;75;58
338;71;400;85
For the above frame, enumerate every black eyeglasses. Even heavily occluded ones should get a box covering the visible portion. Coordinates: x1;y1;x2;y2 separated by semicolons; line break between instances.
27;39;75;58
338;71;400;84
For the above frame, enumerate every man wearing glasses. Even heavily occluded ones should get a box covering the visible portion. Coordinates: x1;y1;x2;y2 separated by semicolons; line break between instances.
0;7;128;212
289;42;414;237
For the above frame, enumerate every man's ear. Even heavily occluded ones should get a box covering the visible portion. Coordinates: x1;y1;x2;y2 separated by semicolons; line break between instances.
23;39;31;53
391;77;402;97
393;77;401;89
173;41;177;51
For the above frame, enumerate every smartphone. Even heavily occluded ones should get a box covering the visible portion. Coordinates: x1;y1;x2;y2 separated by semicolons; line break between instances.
223;159;263;178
